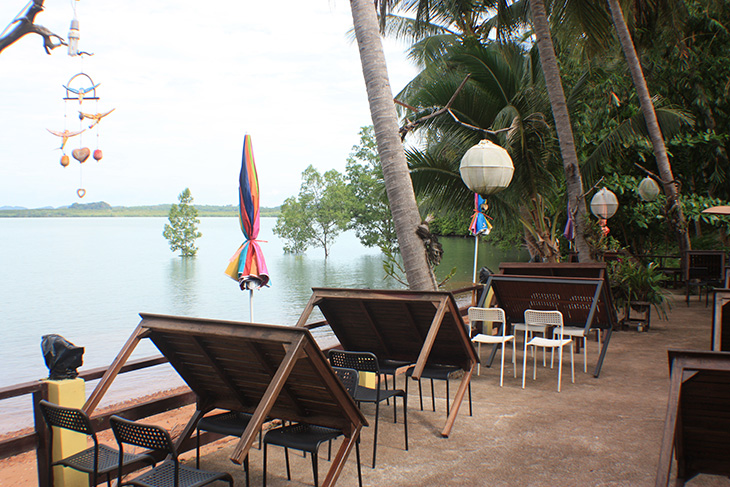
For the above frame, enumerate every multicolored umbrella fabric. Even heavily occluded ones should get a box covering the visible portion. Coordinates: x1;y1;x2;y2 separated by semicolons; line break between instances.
469;194;492;236
469;193;492;283
225;135;269;291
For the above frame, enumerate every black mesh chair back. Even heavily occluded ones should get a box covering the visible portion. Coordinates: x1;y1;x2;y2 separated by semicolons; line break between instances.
111;415;174;452
39;400;155;487
40;399;95;436
110;415;233;487
327;350;407;468
328;350;379;373
332;367;358;398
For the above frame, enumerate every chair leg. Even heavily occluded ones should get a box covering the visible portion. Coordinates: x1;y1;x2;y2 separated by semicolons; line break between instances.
430;379;436;412
512;338;517;378
196;427;201;468
522;342;528;389
468;382;473;417
262;443;269;487
583;336;588;374
311;451;319;487
244;455;250;487
356;439;363;487
445;380;451;417
417;380;424;411
499;341;505;387
285;446;292;480
571;343;575;384
558;346;563;392
372;400;380;468
477;343;482;375
403;394;409;450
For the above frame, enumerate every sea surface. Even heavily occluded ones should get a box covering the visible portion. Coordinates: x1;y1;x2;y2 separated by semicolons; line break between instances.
0;216;525;432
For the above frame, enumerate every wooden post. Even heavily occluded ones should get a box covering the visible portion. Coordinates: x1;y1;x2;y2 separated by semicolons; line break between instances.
441;363;474;438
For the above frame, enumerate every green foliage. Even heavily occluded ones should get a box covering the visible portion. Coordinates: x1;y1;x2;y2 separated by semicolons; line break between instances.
345;126;399;254
273;165;352;257
162;188;202;257
608;258;671;320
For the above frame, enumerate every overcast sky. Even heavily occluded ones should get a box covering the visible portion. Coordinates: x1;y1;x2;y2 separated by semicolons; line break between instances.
0;1;418;208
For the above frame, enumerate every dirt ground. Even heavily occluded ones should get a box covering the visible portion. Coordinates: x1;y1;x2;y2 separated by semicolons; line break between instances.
3;289;730;486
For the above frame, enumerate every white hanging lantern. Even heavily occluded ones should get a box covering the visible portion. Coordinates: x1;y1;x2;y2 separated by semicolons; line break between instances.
590;187;619;219
459;139;514;196
637;177;660;202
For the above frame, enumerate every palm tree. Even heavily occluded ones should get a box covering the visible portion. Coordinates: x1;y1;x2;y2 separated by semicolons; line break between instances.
349;0;437;291
606;0;691;258
527;0;592;261
402;41;563;262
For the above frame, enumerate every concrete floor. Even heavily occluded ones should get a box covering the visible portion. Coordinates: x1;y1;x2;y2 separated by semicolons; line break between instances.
193;290;730;487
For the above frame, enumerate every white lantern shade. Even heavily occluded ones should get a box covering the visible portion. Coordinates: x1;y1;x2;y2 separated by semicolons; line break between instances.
459;139;514;196
590;187;619;219
637;177;660;202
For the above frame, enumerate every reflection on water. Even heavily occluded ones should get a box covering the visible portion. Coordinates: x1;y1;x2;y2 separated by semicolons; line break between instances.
167;258;199;316
0;216;526;432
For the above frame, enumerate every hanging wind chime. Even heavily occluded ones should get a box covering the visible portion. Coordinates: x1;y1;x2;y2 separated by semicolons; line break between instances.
46;0;113;199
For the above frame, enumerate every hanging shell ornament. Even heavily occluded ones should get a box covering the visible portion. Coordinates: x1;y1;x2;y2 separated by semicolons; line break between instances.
60;154;70;167
76;188;86;198
72;147;91;163
93;149;103;161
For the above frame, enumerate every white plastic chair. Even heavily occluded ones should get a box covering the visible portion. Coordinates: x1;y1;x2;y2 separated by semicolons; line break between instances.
469;307;516;386
522;309;574;392
558;325;601;373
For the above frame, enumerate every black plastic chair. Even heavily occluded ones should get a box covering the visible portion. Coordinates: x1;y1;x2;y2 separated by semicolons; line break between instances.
262;367;362;487
38;400;155;487
405;364;473;417
195;411;253;487
328;350;408;468
109;415;233;487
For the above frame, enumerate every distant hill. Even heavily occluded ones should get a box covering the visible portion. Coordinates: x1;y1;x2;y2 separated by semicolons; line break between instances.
0;202;281;218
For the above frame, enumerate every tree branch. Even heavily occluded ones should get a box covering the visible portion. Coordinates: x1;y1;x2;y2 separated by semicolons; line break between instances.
396;74;471;140
0;0;66;55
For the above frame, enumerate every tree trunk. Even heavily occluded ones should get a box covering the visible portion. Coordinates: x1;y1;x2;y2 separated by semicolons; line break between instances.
349;0;437;291
528;0;593;262
607;0;691;260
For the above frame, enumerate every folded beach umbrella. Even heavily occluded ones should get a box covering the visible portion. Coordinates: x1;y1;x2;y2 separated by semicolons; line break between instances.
225;134;269;321
469;193;492;283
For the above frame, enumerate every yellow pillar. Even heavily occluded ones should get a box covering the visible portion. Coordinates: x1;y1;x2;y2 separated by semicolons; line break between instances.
359;372;376;388
46;378;88;487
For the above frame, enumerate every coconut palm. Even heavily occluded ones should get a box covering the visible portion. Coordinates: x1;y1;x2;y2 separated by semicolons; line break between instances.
349;0;437;291
402;40;564;261
606;0;691;258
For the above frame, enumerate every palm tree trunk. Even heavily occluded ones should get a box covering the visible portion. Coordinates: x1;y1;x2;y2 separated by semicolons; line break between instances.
528;0;593;262
349;0;437;291
607;0;691;259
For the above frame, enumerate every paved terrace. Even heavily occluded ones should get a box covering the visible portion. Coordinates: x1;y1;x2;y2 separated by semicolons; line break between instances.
1;290;725;486
188;290;724;487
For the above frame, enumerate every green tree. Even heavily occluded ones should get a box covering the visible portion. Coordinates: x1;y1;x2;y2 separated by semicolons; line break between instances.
273;165;351;257
345;126;398;255
163;188;202;256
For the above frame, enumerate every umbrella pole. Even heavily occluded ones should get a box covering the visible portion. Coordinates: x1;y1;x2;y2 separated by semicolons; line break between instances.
249;288;254;322
472;234;479;284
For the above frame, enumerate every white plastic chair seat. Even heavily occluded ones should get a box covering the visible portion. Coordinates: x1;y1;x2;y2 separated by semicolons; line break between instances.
526;336;571;348
468;307;515;386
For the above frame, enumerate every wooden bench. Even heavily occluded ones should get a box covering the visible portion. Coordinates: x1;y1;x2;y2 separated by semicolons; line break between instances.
657;350;730;486
295;287;478;438
85;314;367;487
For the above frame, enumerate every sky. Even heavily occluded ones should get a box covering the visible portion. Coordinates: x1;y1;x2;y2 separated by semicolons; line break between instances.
0;0;418;208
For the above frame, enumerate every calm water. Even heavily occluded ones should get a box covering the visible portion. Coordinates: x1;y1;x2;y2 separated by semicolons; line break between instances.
0;217;525;432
